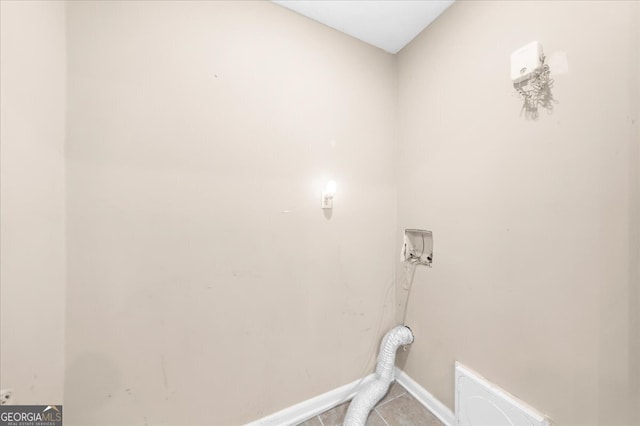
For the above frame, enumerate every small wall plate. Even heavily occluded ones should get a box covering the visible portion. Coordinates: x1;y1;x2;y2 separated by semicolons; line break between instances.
511;41;543;84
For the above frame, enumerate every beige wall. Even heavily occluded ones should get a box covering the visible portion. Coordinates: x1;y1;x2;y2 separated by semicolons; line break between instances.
0;0;67;405
396;1;639;426
3;1;638;425
64;1;396;424
631;1;640;419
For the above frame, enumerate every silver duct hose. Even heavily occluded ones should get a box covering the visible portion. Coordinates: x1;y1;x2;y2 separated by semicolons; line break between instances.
343;325;414;426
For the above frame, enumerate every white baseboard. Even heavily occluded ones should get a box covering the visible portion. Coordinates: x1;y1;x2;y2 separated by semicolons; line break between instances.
246;369;454;426
245;374;374;426
455;362;550;426
395;368;456;426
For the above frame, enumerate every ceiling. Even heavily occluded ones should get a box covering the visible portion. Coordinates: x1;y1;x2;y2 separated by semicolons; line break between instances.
272;0;455;54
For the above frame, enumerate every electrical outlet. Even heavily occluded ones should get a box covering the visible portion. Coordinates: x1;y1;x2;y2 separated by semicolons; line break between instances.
1;389;14;405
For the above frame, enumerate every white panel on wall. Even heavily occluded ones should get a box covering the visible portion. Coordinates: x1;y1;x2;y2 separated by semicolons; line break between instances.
455;363;550;426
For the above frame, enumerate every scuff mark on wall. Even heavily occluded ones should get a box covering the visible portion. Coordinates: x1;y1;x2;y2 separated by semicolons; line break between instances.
161;355;169;391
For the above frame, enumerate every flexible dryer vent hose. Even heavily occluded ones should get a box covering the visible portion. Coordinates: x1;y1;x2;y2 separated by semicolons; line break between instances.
343;325;414;426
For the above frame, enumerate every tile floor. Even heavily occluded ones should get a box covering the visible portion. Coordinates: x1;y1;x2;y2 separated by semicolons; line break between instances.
297;382;444;426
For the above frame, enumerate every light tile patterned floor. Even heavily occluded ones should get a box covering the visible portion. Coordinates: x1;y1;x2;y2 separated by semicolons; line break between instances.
297;382;443;426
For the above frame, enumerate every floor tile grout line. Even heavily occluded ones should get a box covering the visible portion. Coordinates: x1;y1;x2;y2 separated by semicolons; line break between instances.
375;390;407;409
374;407;391;426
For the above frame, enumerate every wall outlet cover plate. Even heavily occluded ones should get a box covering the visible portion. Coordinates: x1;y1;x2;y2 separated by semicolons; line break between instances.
511;41;543;83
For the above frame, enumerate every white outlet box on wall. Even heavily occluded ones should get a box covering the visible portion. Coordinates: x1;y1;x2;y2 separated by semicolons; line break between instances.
510;41;543;84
